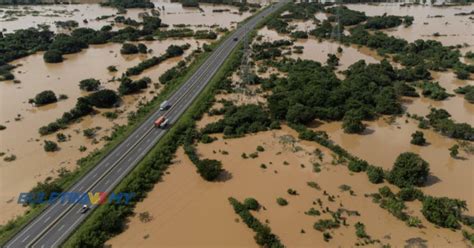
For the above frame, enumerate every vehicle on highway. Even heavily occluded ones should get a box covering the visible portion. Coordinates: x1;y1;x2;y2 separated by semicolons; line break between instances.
159;118;169;128
80;205;89;214
233;37;238;41
154;116;167;128
160;100;170;110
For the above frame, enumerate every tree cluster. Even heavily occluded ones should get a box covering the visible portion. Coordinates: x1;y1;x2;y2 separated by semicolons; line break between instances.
33;90;57;106
426;108;474;141
118;77;150;95
228;197;284;247
202;104;271;137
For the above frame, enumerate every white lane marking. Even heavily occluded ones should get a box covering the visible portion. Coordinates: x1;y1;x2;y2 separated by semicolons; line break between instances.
78;186;84;191
50;215;85;247
43;216;51;223
105;179;110;185
126;142;131;147
92;173;97;178
58;225;65;231
21;235;30;243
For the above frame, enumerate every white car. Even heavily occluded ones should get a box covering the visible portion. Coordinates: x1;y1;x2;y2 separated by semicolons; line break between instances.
80;204;89;214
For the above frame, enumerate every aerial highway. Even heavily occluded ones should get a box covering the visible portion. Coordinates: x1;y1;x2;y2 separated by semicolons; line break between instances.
5;1;286;247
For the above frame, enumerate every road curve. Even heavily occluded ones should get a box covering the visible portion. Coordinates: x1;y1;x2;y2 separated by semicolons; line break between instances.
4;2;286;247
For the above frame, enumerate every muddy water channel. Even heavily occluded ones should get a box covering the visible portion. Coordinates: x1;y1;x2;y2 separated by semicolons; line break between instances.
0;0;253;224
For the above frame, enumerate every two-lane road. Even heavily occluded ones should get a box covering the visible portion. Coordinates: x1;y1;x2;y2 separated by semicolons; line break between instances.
5;1;286;247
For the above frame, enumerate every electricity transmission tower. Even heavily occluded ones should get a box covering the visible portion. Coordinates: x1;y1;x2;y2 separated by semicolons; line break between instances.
240;27;252;87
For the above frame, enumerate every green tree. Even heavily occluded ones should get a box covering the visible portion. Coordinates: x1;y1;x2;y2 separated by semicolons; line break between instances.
79;78;101;91
34;90;57;106
389;152;429;188
120;43;138;54
244;198;260;210
276;197;288;206
166;45;184;57
43;50;63;63
342;110;365;134
137;43;147;54
421;196;467;229
410;131;426;146
449;144;459;158
348;159;368;172
86;89;120;108
196;159;222;181
367;165;384;184
44;140;59;152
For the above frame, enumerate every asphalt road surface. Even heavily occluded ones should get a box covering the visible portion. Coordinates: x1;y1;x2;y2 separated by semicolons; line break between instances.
5;1;286;247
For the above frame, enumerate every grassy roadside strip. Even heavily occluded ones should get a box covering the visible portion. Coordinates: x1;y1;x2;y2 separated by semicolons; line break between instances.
62;3;288;247
0;30;230;246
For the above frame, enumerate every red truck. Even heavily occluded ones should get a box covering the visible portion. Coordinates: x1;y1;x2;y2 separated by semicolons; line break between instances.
154;116;167;128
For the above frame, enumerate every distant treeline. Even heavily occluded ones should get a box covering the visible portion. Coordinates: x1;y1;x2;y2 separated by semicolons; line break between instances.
0;0;104;4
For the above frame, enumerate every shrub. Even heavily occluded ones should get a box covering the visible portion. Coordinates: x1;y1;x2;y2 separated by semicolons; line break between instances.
120;43;138;54
79;78;101;91
196;159;223;181
107;65;117;72
103;111;118;119
56;133;67;142
43;49;63;63
34;90;57;106
397;187;424;201
256;145;265;152
410;131;426;146
354;222;369;238
313;219;340;232
86;89;120;108
243;198;260;210
366;165;384;184
342;110;365;133
276;197;288;206
389;152;430;188
166;45;184;57
348;159;368;172
137;43;148;54
44;140;59;152
421;196;467;229
449;144;459;158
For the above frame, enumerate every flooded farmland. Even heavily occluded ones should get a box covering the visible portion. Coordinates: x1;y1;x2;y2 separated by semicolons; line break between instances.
1;0;473;247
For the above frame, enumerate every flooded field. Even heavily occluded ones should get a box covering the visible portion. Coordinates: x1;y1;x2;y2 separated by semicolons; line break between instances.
257;27;382;70
0;0;252;33
346;3;474;47
318;118;474;213
108;125;469;247
0;0;253;224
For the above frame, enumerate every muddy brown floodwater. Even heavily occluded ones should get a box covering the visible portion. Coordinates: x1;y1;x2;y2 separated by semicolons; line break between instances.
107;125;469;247
0;0;254;224
346;3;474;47
0;0;253;32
